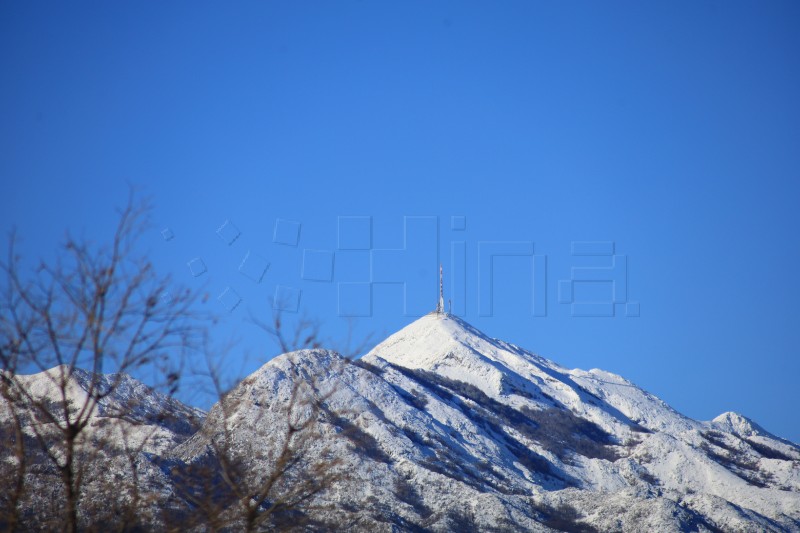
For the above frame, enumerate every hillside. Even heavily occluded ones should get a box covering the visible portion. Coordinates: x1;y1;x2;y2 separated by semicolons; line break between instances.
4;314;799;531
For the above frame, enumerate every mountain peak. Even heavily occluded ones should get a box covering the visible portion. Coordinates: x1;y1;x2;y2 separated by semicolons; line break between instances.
365;313;503;367
363;314;560;400
710;411;789;443
712;411;760;436
366;313;511;362
382;312;478;338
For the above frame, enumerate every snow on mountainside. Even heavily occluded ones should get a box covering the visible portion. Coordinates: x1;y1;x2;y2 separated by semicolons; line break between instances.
171;313;800;531
6;314;799;531
360;314;800;529
1;366;206;529
3;365;203;452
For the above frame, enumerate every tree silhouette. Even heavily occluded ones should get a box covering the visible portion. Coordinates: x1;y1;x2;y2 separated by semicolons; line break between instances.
0;192;200;531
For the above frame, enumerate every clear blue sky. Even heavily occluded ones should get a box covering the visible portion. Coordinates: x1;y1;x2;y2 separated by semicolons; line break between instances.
2;1;799;443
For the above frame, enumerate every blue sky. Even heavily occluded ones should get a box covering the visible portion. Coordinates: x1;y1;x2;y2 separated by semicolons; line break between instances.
2;1;799;443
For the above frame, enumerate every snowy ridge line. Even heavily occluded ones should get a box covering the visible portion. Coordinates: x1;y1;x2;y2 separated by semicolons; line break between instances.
4;314;798;531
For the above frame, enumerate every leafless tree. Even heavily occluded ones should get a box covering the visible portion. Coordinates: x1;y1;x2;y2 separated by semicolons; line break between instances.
0;391;27;532
168;361;343;531
0;192;376;532
0;192;201;532
163;311;374;532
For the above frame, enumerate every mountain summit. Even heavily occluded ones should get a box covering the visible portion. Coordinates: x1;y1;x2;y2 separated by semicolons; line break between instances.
366;314;702;435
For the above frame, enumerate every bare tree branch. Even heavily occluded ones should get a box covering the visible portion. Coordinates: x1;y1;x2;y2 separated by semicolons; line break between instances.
0;189;202;532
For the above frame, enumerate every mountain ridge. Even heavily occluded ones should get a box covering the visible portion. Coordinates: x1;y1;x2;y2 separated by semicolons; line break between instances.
170;314;798;530
5;315;799;531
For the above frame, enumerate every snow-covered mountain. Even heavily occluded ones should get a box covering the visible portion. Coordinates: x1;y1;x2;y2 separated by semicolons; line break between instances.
5;314;799;531
172;314;800;531
0;365;205;529
3;364;203;453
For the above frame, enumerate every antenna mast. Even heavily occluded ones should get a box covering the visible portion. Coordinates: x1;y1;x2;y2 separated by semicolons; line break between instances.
437;263;445;314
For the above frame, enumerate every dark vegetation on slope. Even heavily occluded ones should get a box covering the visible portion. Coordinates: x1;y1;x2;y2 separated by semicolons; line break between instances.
745;438;798;462
382;365;566;485
323;407;394;465
388;364;620;463
328;361;625;493
352;359;385;377
530;500;601;533
700;431;775;489
444;507;521;533
337;361;520;496
393;477;432;519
